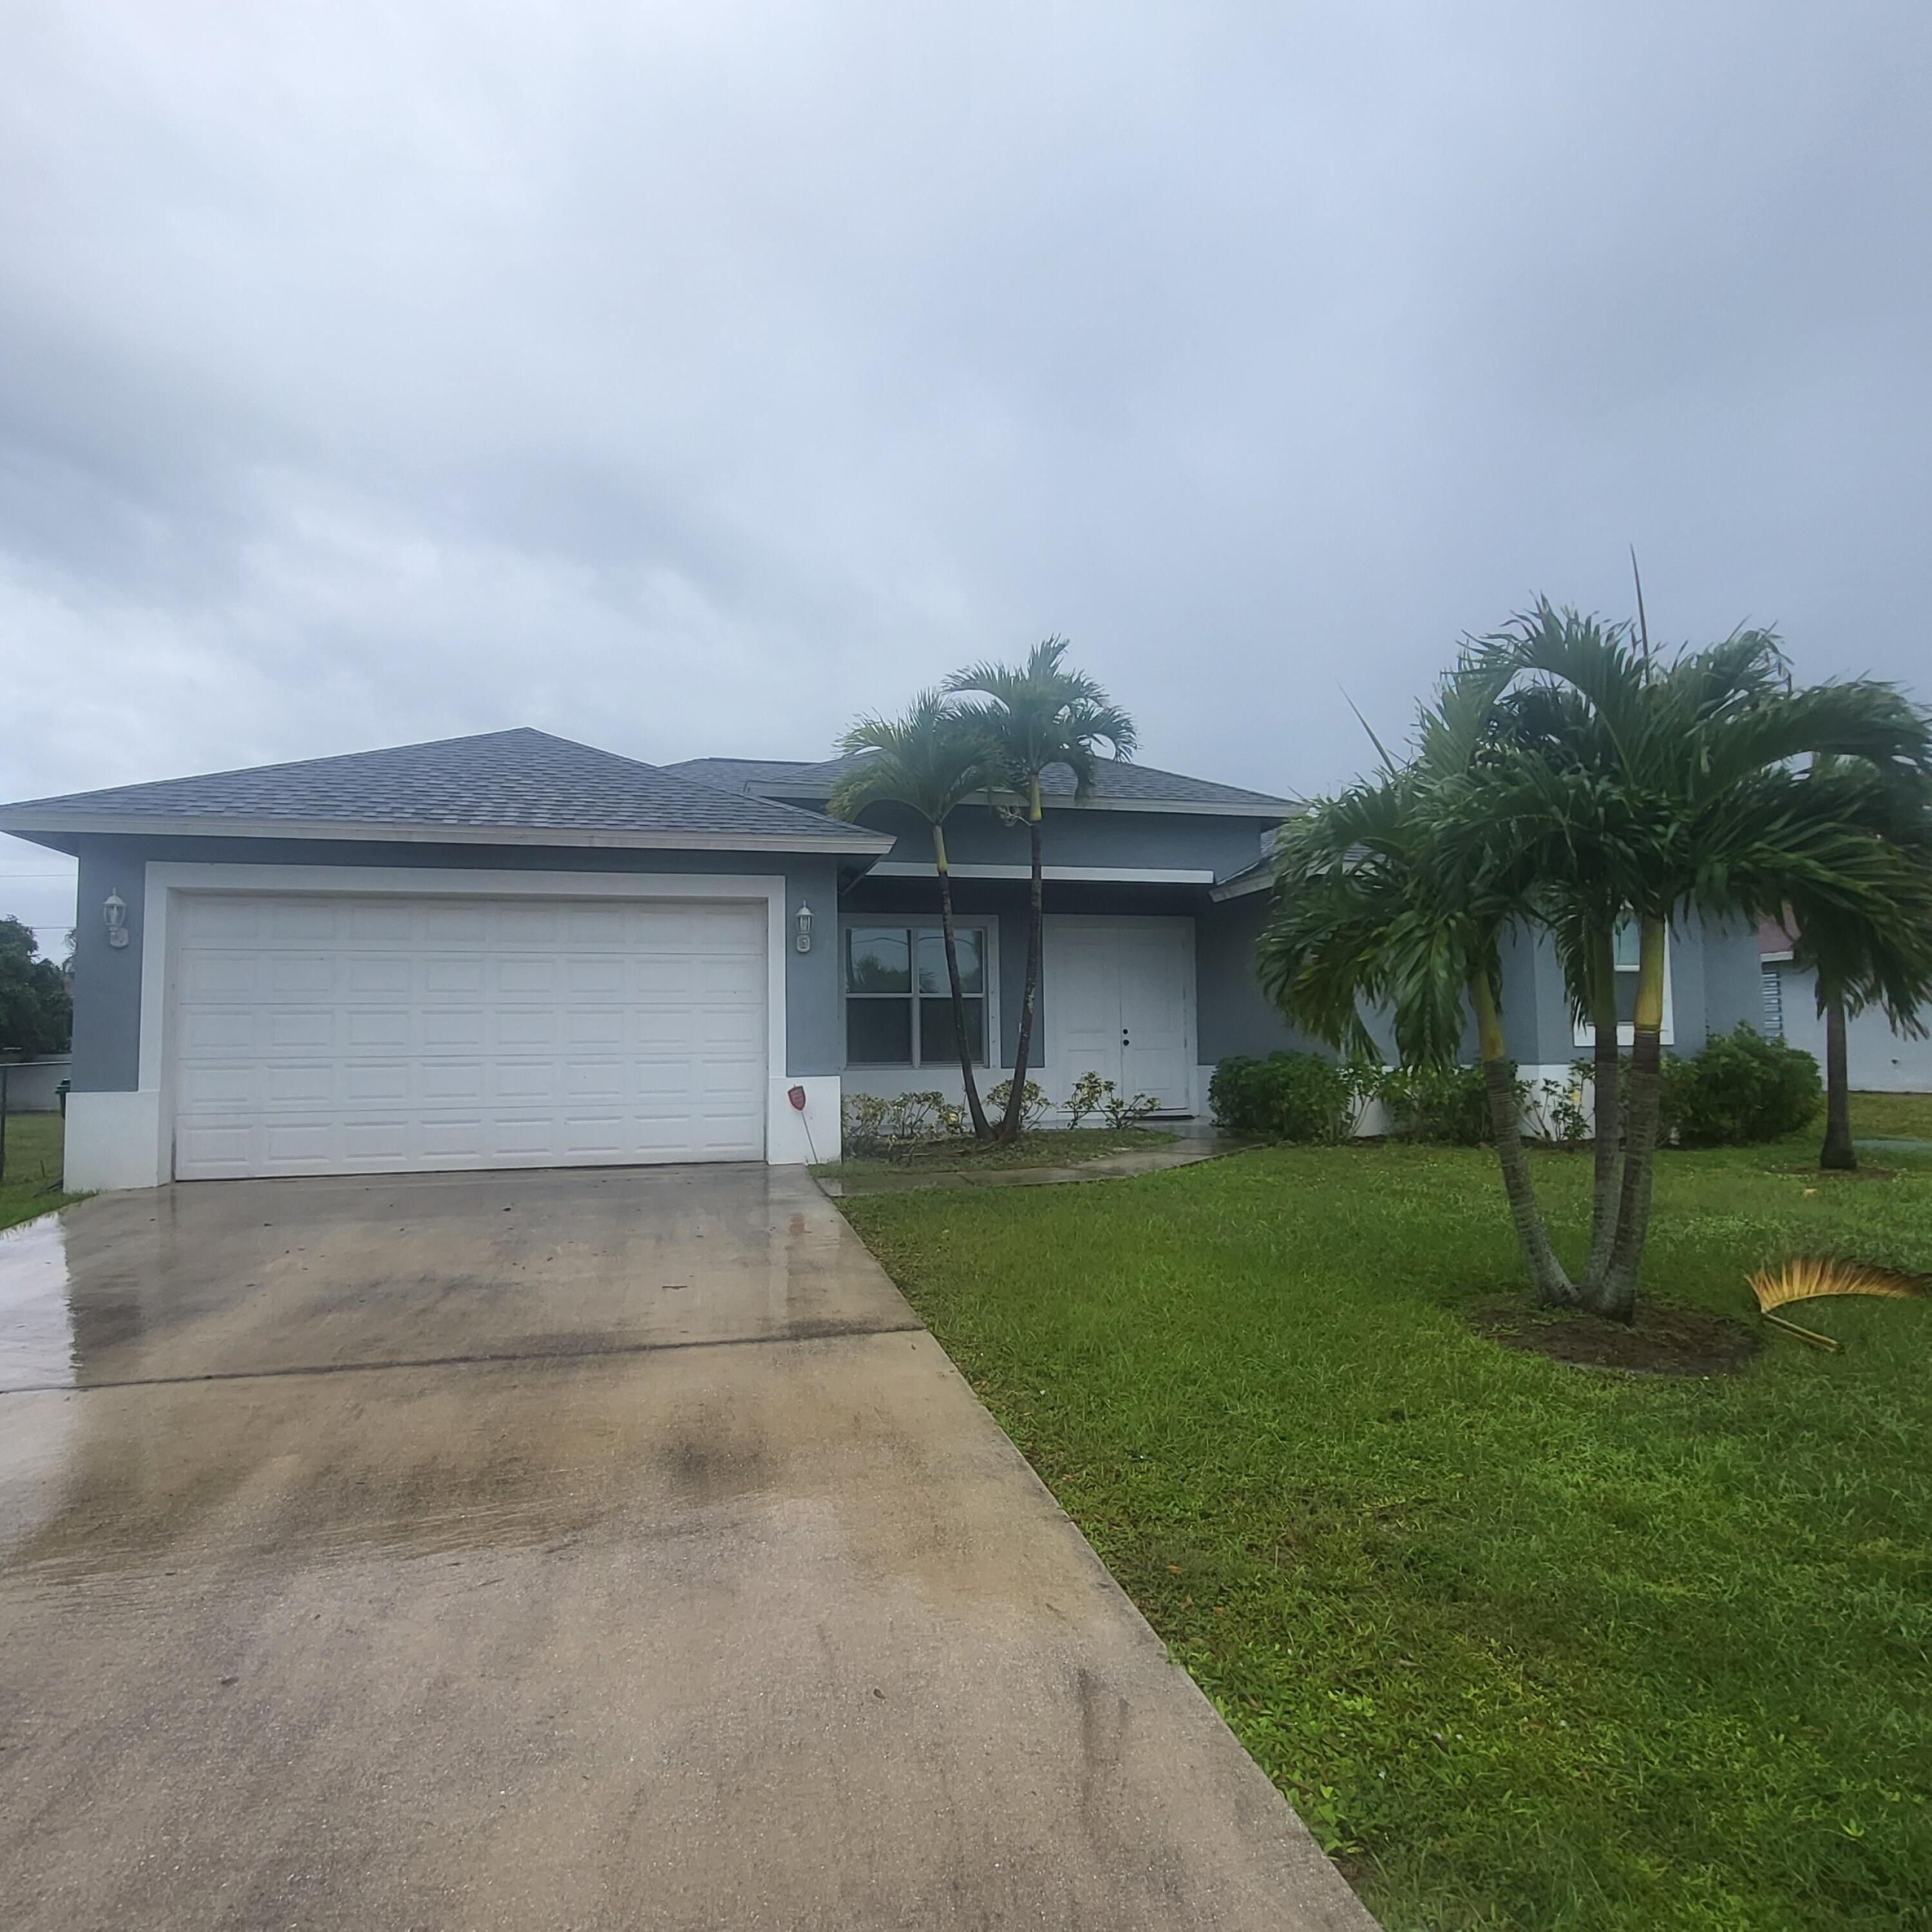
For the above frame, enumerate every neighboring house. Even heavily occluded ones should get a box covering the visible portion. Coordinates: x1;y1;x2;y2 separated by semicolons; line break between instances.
0;726;1770;1192
1756;918;1932;1093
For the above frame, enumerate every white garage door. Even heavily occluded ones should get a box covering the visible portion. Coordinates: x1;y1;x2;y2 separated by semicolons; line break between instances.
169;892;768;1180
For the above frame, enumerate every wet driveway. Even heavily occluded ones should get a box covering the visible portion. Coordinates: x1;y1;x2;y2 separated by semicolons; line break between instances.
0;1165;1375;1931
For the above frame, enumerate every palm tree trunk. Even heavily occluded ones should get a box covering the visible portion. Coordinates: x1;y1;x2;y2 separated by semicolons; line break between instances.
1593;917;1665;1323
1472;971;1575;1307
999;775;1045;1142
1819;993;1856;1171
1584;932;1622;1291
933;824;992;1141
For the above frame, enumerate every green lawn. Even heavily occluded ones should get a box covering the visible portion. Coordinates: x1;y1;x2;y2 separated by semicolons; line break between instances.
811;1124;1176;1179
842;1098;1932;1932
0;1112;75;1233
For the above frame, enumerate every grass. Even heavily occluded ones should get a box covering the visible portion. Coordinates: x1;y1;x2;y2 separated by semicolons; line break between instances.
0;1112;76;1232
1844;1090;1932;1149
842;1094;1932;1932
810;1123;1176;1179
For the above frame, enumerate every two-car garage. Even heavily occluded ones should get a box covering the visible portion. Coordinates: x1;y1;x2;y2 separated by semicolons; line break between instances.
169;891;770;1180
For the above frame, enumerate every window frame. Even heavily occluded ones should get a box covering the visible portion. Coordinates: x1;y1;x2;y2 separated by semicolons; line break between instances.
842;920;996;1069
1573;919;1675;1048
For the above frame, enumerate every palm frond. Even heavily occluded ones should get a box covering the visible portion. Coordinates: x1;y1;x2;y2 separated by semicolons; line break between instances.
827;689;997;828
1750;1256;1925;1310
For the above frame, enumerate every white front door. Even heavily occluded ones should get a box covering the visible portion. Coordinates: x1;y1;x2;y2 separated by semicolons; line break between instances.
1046;916;1195;1113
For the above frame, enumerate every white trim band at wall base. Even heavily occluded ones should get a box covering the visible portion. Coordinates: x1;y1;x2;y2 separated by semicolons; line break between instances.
62;1090;167;1191
769;1075;840;1165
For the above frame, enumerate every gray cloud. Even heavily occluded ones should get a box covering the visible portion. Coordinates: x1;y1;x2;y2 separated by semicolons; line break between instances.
3;1;1927;951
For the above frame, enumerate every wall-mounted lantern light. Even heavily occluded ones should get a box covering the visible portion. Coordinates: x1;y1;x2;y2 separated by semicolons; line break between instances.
795;902;814;954
104;890;130;950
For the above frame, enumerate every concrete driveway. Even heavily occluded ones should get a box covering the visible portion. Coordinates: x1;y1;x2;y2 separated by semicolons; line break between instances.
0;1164;1376;1931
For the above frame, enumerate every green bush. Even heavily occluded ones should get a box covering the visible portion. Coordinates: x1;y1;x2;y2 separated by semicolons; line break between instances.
1209;1052;1358;1143
1658;1024;1821;1146
1375;1061;1501;1145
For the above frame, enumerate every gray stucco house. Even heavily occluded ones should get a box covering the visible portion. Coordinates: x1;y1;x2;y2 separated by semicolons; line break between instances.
0;726;1767;1191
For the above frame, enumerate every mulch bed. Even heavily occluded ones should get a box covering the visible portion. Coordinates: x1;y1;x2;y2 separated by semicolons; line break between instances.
1469;1298;1761;1376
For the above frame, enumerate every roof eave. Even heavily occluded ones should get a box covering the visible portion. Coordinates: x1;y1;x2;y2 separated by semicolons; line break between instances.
752;786;1295;819
0;811;895;857
1210;866;1277;902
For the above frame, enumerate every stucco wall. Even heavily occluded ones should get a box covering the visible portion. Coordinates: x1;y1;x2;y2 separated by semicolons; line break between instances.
68;833;845;1091
1772;961;1932;1091
1194;893;1335;1063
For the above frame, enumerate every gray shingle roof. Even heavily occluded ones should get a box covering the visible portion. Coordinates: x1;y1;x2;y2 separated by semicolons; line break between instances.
679;752;1294;811
0;728;893;852
661;757;819;793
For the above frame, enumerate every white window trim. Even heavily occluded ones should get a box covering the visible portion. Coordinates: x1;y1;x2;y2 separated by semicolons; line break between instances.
135;860;800;1178
840;917;1000;1072
1573;929;1675;1049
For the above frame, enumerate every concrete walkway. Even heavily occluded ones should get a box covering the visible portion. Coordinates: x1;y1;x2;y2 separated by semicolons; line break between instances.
0;1164;1376;1931
817;1130;1258;1197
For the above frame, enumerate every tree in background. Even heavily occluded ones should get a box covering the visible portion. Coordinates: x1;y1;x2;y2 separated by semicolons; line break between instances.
829;692;999;1141
944;639;1137;1141
1783;758;1932;1171
0;917;72;1056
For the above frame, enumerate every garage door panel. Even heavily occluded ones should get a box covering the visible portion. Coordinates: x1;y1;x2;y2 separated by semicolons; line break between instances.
347;902;413;941
270;901;339;942
178;1063;259;1108
345;1062;411;1103
423;958;485;996
564;1059;625;1099
422;1063;486;1102
565;1009;625;1049
493;1062;557;1101
349;1009;412;1049
171;891;768;1179
181;951;260;1000
494;1010;556;1049
262;1120;339;1164
346;955;412;995
264;1063;337;1105
268;1009;336;1050
182;1007;260;1053
420;1116;489;1158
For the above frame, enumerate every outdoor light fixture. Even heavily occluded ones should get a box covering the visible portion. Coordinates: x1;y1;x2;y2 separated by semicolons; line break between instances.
103;890;129;949
795;902;814;953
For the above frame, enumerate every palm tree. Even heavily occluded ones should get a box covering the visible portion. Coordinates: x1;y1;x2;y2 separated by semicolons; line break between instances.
1455;608;1932;1318
829;693;999;1141
1784;759;1932;1171
1260;665;1579;1307
943;639;1137;1141
1266;603;1932;1323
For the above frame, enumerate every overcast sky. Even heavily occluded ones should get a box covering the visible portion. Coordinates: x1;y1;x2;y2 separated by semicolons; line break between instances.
3;1;1928;955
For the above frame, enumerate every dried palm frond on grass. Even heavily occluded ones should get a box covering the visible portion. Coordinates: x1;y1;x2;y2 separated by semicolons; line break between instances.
1747;1257;1927;1353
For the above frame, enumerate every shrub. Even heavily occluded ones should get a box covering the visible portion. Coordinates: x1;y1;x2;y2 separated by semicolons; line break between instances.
1063;1070;1110;1130
1101;1086;1161;1129
1209;1052;1358;1143
986;1078;1052;1132
1658;1025;1821;1146
1537;1077;1591;1149
842;1090;954;1160
1376;1061;1501;1145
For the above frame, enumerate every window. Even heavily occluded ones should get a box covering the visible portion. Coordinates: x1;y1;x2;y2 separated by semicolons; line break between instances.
845;925;988;1066
1575;917;1674;1047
